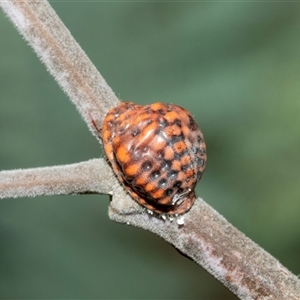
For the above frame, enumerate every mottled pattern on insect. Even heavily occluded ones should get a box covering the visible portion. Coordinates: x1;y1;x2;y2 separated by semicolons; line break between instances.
102;102;207;215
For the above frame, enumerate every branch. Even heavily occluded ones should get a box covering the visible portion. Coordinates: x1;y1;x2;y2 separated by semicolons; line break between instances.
0;0;120;140
109;196;300;300
0;156;299;299
0;159;116;199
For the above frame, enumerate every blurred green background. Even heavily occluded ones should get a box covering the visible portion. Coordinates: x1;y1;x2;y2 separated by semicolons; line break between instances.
1;1;300;299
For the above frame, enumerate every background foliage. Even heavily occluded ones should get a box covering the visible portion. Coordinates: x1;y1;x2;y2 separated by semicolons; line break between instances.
0;1;300;299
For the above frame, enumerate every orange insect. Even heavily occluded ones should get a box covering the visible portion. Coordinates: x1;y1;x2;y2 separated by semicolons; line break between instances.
102;102;207;215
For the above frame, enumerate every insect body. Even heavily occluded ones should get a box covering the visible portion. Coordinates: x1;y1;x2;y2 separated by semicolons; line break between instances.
102;102;207;215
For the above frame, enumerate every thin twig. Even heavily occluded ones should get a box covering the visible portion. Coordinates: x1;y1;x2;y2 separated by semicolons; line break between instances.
0;0;120;140
0;159;115;199
1;1;300;300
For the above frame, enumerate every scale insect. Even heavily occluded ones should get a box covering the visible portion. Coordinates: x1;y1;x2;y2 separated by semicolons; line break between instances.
101;102;207;216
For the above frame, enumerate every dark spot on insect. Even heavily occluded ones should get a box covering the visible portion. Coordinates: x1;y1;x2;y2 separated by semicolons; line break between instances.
131;128;140;137
154;128;161;135
159;118;169;128
173;181;182;189
174;152;184;160
157;150;164;160
141;160;153;171
183;149;190;156
124;174;135;183
182;165;189;172
185;177;190;182
161;160;172;170
168;134;184;146
164;189;173;197
197;135;203;143
125;103;132;109
199;148;206;155
178;188;184;194
174;119;182;127
158;178;167;188
158;109;165;115
196;157;205;167
188;115;197;131
192;146;198;154
150;170;160;180
134;185;143;192
168;170;178;180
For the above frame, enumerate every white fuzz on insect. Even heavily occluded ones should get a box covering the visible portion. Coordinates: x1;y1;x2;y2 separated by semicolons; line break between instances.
168;215;174;222
176;216;185;226
171;189;192;206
